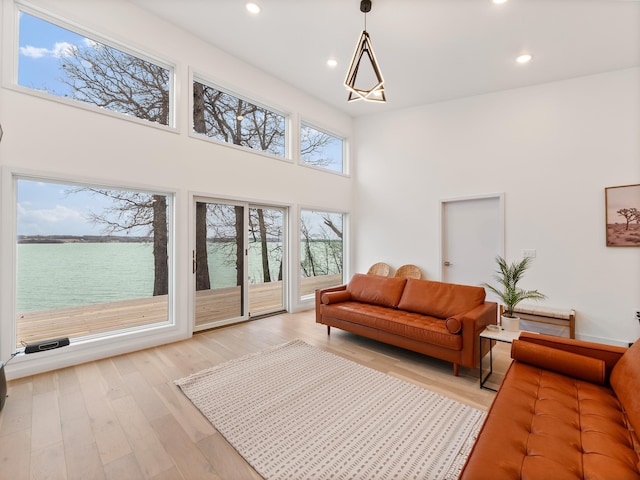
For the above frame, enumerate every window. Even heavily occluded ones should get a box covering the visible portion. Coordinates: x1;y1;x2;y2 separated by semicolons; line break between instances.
193;79;286;157
15;178;172;347
18;11;172;126
300;209;344;297
300;123;345;174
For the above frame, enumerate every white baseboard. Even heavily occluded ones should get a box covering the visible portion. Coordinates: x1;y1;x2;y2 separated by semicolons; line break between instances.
576;333;632;347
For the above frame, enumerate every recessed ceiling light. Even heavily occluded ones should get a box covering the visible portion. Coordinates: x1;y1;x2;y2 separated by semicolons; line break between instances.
516;53;533;64
327;59;338;68
492;0;508;4
246;2;260;15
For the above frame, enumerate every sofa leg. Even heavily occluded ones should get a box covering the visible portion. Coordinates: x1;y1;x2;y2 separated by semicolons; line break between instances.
453;363;459;376
327;325;331;335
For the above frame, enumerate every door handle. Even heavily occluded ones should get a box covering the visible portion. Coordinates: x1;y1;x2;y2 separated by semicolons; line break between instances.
444;261;452;266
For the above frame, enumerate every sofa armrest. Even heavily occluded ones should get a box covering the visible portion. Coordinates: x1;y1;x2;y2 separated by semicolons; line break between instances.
458;301;498;331
517;332;627;379
511;339;606;384
455;302;498;367
445;302;496;334
315;284;347;324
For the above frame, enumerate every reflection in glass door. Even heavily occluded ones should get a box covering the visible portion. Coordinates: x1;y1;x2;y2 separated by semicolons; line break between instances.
194;200;246;329
248;206;285;315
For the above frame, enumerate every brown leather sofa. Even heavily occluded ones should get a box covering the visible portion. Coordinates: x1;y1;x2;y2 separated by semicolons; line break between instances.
315;273;497;375
460;332;640;480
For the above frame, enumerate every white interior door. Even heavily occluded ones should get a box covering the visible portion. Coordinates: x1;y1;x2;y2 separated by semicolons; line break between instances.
441;195;504;301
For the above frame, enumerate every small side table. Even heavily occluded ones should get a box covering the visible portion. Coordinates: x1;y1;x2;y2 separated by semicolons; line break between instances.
479;328;522;391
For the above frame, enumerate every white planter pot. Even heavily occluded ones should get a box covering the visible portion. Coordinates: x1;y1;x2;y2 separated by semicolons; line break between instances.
501;315;520;332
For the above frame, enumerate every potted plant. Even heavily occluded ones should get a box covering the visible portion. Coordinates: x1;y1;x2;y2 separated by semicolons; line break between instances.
482;255;546;331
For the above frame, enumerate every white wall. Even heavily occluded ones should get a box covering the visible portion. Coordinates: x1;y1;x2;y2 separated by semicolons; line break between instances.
353;68;640;345
0;0;353;377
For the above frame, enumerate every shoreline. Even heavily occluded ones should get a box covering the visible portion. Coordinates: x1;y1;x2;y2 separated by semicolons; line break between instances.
18;235;152;244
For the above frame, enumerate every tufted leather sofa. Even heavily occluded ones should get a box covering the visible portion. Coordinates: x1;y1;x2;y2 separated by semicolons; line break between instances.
460;332;640;480
315;273;497;375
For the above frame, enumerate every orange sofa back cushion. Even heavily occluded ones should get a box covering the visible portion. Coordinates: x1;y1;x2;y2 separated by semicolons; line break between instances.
346;274;407;308
397;279;486;319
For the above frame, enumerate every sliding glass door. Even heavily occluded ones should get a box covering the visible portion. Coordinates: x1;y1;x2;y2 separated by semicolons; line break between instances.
194;199;286;331
248;206;285;315
194;200;246;329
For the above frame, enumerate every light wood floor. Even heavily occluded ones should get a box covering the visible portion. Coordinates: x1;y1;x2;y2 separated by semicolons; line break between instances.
0;310;510;480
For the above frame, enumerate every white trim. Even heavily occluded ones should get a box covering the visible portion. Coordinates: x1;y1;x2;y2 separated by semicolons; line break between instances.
189;70;291;161
6;2;178;131
576;334;631;348
296;207;348;311
5;322;185;379
189;194;292;331
299;119;350;176
1;166;187;379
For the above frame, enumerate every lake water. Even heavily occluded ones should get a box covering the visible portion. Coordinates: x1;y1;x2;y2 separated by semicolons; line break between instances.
17;240;340;313
16;242;277;313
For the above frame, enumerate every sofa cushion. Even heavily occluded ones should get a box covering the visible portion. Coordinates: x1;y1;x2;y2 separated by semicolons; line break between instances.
461;361;640;480
346;273;407;308
397;279;485;319
511;339;606;385
321;290;351;305
610;340;640;435
373;310;463;350
321;302;463;350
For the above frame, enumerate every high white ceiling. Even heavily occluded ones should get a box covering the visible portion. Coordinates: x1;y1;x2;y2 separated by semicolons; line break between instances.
129;0;640;117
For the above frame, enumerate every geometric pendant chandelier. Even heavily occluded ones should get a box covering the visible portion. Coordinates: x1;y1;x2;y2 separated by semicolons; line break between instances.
344;0;386;103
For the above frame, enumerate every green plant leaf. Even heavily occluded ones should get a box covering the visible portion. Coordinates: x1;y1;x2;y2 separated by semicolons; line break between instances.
481;255;546;316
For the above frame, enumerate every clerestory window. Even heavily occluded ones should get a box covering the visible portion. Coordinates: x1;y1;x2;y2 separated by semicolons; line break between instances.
17;10;173;126
192;79;287;158
300;123;346;174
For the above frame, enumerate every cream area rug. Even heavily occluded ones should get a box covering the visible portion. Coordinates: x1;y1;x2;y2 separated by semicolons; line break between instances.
175;340;485;480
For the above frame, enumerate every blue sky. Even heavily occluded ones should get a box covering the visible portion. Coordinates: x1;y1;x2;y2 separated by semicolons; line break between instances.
18;12;86;96
17;180;150;237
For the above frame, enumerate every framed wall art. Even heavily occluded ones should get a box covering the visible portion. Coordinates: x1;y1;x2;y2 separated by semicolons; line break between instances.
605;184;640;247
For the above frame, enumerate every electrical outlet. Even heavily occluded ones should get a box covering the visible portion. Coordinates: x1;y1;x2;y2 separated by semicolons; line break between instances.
635;309;640;324
523;249;536;258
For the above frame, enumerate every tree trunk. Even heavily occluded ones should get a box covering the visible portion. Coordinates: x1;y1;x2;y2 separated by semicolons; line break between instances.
257;209;271;282
152;195;168;296
193;82;206;134
195;202;211;291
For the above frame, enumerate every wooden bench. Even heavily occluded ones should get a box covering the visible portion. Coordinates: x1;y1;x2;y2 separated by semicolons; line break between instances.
500;304;576;339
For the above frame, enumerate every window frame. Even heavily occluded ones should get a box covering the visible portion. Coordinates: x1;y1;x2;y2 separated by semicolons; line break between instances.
299;120;349;176
190;72;292;162
10;171;177;349
10;4;177;131
298;207;347;301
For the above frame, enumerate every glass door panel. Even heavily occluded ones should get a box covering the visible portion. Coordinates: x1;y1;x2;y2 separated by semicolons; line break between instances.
248;206;285;315
195;200;246;329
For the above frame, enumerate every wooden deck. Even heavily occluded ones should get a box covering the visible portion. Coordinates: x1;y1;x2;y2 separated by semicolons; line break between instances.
16;274;342;346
